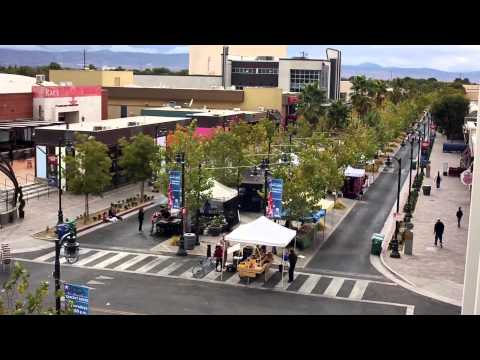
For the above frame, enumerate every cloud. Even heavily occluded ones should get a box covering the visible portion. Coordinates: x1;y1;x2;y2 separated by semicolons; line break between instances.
164;46;189;54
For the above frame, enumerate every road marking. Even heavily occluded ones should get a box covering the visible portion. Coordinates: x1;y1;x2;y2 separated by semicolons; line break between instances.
348;280;370;300
297;275;321;294
406;306;415;315
86;280;105;286
135;257;168;273
203;269;220;280
323;277;344;297
113;254;150;271
33;251;56;262
298;269;395;285
92;253;129;269
90;307;145;315
275;273;298;289
156;261;185;276
96;275;114;280
225;273;241;284
74;251;108;266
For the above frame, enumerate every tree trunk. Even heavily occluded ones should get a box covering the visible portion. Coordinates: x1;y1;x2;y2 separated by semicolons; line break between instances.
140;180;145;203
84;193;89;224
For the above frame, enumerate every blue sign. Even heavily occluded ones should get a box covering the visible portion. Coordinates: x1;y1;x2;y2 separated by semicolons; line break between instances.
64;283;89;315
168;171;182;209
268;179;283;219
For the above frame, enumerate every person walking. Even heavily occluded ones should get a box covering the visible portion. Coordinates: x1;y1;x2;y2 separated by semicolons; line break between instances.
435;171;442;189
456;207;463;228
434;218;445;248
138;207;145;232
214;244;224;272
288;248;298;283
150;209;160;235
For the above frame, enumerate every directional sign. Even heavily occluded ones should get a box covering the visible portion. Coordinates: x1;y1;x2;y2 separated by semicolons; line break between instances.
64;283;89;315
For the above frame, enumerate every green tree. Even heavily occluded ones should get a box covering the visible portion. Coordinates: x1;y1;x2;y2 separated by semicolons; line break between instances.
350;76;374;118
431;94;470;139
297;82;327;126
327;100;351;130
0;262;73;315
88;64;97;70
48;62;62;70
119;133;157;201
64;134;112;221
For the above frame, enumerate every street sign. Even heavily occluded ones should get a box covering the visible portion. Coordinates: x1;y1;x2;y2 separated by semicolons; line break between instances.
461;170;473;186
64;283;89;315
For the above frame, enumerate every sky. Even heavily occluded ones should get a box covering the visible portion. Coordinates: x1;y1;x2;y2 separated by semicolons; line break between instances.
0;45;479;72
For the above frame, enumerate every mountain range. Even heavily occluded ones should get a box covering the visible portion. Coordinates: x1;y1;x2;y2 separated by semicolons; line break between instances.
0;48;479;82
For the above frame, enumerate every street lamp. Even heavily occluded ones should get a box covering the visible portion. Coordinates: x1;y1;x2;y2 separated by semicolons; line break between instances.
261;158;270;216
176;152;187;257
57;140;63;224
54;222;79;314
408;136;414;206
390;156;401;259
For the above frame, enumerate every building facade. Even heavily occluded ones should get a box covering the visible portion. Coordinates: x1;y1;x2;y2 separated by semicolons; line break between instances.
49;70;134;87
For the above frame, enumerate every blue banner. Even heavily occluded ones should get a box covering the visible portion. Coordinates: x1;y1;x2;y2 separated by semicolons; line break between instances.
64;283;89;315
168;171;182;209
268;179;283;219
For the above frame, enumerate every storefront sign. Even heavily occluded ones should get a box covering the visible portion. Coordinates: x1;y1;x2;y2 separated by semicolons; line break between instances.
267;179;283;219
64;283;89;315
32;86;102;98
461;170;473;186
168;171;182;209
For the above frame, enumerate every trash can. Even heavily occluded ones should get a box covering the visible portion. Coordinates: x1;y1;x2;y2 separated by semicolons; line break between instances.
422;185;431;196
183;233;196;250
371;233;384;256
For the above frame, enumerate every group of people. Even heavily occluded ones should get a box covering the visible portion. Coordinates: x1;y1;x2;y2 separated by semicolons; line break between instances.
102;207;123;223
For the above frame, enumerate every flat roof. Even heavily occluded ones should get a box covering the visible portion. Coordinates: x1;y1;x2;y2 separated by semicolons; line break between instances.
38;116;189;132
0;73;56;94
144;107;265;116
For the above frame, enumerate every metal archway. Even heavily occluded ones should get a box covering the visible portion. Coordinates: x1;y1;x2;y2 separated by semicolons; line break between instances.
0;155;25;218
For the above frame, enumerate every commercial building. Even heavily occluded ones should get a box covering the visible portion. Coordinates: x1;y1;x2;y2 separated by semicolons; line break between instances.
189;45;288;76
340;80;353;102
49;69;134;87
34;116;189;189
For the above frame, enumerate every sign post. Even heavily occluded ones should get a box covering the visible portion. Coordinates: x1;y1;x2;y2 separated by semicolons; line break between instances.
168;171;182;209
268;179;283;219
64;283;89;315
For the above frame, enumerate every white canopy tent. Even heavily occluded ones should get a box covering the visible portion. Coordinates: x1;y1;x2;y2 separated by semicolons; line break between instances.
225;216;297;288
202;179;237;203
344;166;365;178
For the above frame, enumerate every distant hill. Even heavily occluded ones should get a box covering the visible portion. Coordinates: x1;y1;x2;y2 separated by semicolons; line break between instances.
0;48;189;70
1;48;479;82
342;63;480;82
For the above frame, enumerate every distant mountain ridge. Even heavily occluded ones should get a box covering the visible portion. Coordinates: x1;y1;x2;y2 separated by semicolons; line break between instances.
0;48;478;82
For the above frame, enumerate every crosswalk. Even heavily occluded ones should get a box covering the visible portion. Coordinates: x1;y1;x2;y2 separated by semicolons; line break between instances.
15;247;396;302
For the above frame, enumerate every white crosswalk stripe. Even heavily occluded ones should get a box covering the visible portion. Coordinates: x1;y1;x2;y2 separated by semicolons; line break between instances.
93;253;130;269
297;275;321;294
113;254;150;271
74;251;109;266
349;280;370;300
136;256;169;273
323;277;344;297
33;251;56;262
156;262;185;276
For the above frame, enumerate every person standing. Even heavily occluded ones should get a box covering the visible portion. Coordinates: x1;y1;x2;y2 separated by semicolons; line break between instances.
456;207;463;228
288;248;298;283
138;207;145;232
434;218;445;248
150;209;160;235
435;171;442;189
214;244;224;272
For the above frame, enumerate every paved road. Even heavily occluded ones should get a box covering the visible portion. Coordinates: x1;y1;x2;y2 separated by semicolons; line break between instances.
305;142;417;275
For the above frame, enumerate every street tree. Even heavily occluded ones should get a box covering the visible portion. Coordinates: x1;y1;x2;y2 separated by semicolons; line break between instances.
297;82;327;126
118;133;157;201
327;100;351;130
351;76;374;118
64;134;112;222
431;93;470;139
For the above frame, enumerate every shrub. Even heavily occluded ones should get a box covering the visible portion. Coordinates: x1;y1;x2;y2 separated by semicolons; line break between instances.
334;201;346;210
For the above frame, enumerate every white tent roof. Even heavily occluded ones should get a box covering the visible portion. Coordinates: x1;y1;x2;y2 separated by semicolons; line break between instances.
225;216;296;248
344;166;365;178
203;179;237;202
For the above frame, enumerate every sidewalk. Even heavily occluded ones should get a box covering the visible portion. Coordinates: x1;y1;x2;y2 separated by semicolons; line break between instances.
0;183;157;253
382;134;470;305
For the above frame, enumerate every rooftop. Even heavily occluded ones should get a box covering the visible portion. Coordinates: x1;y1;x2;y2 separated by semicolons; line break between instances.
38;116;189;132
0;73;56;94
144;106;264;117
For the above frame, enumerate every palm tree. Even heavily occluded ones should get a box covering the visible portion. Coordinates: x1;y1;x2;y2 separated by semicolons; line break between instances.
351;76;374;118
373;80;388;108
327;100;351;130
297;82;327;126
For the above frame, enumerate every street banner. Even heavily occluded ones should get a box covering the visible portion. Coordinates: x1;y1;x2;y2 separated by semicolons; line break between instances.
64;283;89;315
268;179;283;219
461;170;473;186
168;171;182;209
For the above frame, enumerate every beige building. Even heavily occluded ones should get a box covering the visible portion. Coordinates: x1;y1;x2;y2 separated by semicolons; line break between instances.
189;45;288;76
49;70;134;87
340;80;353;102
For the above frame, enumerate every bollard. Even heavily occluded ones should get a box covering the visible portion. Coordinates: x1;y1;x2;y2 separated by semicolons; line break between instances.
404;230;413;255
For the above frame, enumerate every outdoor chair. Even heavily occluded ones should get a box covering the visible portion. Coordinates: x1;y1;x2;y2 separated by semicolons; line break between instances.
1;243;13;272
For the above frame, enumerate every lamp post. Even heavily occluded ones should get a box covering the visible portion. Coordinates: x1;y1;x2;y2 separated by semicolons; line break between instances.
390;156;401;258
261;158;270;216
408;136;414;206
176;152;187;256
417;133;422;172
195;162;201;246
57;140;63;224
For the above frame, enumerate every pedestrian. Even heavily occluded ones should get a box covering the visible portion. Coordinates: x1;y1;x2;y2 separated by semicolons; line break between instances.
288;248;298;283
435;171;442;189
150;209;160;234
434;218;445;248
214;244;223;272
138;207;144;232
456;207;463;228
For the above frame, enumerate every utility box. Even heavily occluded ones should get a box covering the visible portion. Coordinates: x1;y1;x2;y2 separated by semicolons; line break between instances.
403;230;413;255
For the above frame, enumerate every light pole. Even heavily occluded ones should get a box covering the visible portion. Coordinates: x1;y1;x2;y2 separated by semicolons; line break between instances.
390;156;401;259
261;158;270;216
176;152;187;256
57;140;63;224
195;162;201;246
408;136;414;206
417;133;422;172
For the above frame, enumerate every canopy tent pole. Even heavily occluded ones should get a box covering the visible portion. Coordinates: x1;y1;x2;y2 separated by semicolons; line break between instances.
281;247;285;289
324;211;326;242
